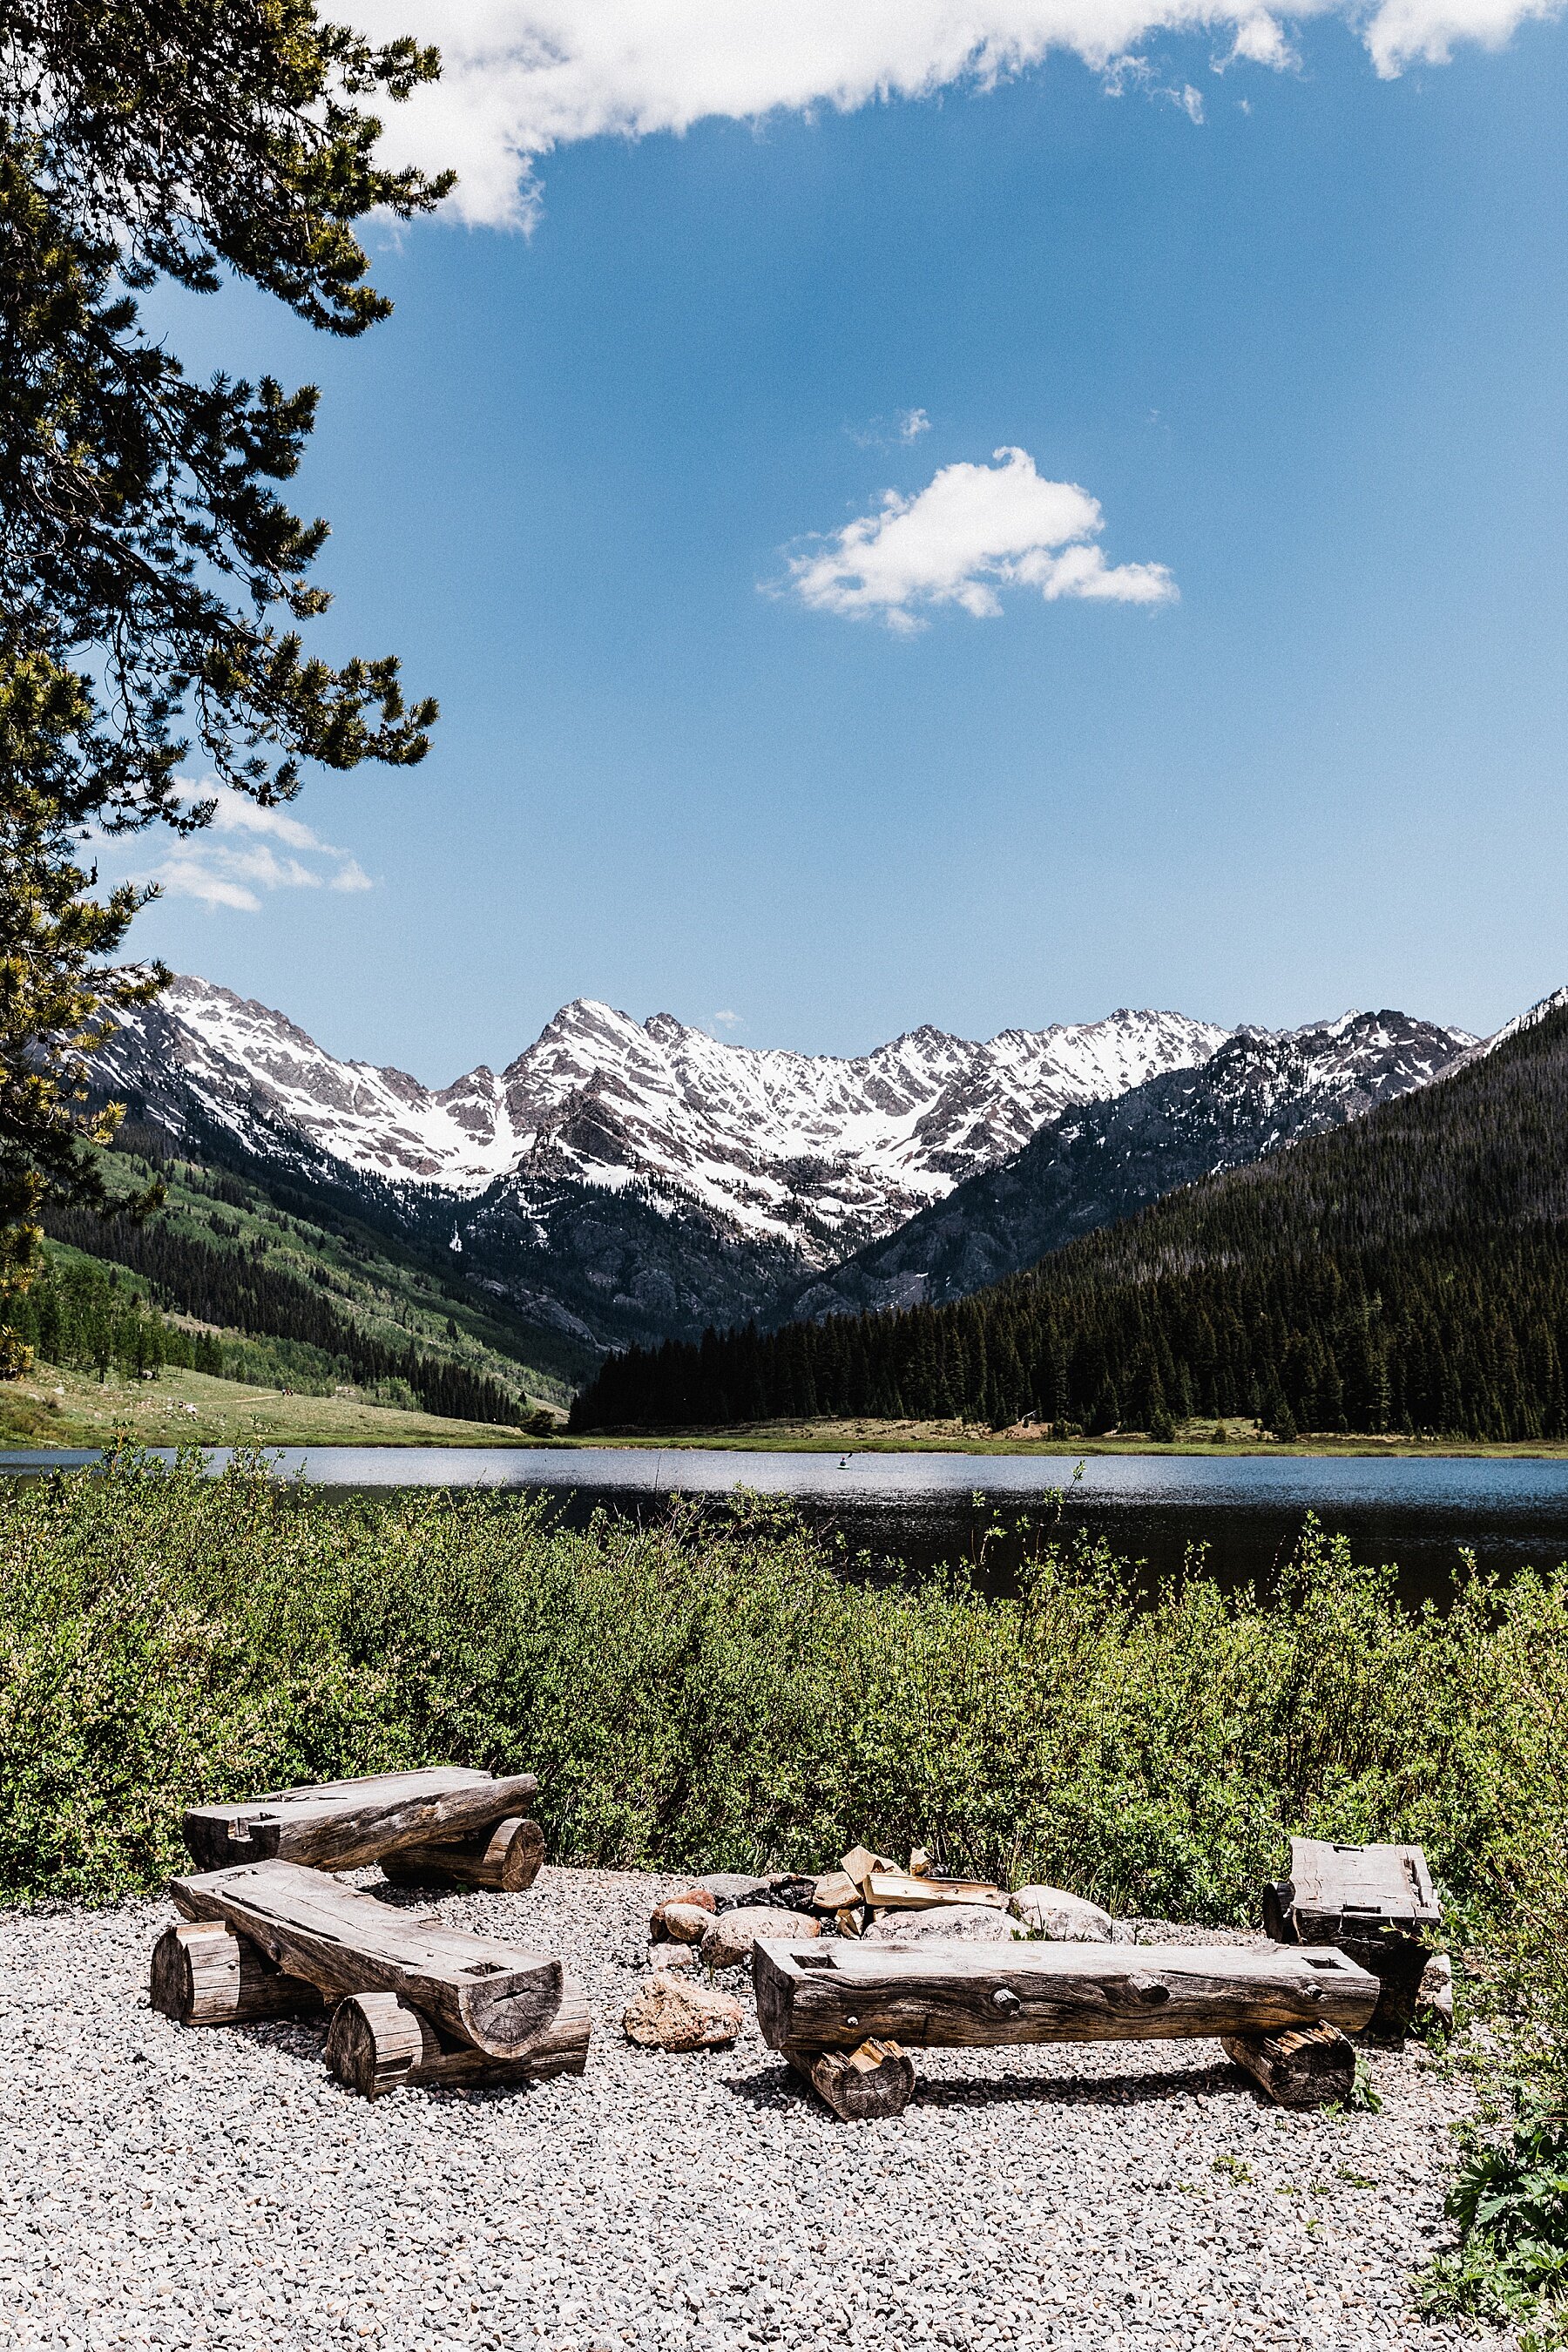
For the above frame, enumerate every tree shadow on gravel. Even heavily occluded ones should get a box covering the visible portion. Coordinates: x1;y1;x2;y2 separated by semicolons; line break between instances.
723;2058;1246;2113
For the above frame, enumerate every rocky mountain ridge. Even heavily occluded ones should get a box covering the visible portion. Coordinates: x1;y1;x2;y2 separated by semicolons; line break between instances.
778;1008;1477;1321
96;978;1228;1258
94;977;1479;1358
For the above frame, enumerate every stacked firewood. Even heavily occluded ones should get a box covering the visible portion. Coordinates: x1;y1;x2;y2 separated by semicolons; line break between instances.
151;1768;587;2099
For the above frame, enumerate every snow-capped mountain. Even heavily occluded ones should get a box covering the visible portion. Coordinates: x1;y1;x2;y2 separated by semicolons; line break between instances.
97;977;1227;1256
780;1008;1478;1321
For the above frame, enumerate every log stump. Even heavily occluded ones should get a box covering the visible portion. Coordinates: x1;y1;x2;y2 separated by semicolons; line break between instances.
149;1922;320;2027
326;1992;431;2096
381;1817;544;1894
326;1978;592;2097
791;2038;916;2120
1221;2022;1356;2108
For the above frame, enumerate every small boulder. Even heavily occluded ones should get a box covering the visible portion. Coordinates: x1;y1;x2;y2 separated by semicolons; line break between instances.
650;1941;700;1972
1010;1885;1115;1943
1416;1951;1454;2032
701;1906;821;1970
862;1903;1016;1945
623;1975;742;2051
651;1900;716;1945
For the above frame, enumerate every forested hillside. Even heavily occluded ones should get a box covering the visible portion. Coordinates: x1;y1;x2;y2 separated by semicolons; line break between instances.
40;1143;585;1425
572;1000;1568;1442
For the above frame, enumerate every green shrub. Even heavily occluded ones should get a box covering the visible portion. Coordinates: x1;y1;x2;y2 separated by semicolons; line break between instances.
0;1452;1563;2062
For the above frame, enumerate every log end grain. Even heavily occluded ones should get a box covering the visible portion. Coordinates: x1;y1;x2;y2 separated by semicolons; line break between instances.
327;1993;431;2096
382;1817;546;1894
149;1922;320;2027
791;2040;916;2121
1221;2022;1356;2109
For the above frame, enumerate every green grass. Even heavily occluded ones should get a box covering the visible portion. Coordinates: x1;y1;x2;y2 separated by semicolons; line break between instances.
0;1360;541;1447
3;1451;1565;2322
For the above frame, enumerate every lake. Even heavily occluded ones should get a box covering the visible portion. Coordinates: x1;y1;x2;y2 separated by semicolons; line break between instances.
6;1443;1568;1600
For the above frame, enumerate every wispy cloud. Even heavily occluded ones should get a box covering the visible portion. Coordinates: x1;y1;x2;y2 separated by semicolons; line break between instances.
712;1009;743;1030
775;446;1177;632
848;408;932;449
348;0;1561;229
100;784;373;914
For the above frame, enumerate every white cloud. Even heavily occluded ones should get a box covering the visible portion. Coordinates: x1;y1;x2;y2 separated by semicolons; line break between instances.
777;446;1177;632
347;0;1563;228
101;784;374;914
848;407;933;449
712;1009;743;1029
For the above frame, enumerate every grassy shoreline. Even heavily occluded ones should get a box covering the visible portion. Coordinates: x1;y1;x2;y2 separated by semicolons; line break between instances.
544;1416;1568;1459
0;1361;536;1449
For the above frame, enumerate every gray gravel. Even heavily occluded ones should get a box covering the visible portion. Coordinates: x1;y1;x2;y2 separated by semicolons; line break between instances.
0;1868;1505;2352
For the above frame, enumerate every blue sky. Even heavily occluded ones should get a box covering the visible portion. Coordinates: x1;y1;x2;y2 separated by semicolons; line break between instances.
118;6;1568;1079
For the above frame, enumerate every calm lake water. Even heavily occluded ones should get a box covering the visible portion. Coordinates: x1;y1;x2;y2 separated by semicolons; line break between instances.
7;1443;1568;1600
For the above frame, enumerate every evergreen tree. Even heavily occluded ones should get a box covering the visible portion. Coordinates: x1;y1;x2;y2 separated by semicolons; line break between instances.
0;0;450;1360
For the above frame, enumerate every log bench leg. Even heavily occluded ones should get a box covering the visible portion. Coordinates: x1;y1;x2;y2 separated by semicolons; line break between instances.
150;1923;321;2027
327;1976;593;2098
380;1817;545;1894
789;2039;916;2120
1221;2023;1356;2108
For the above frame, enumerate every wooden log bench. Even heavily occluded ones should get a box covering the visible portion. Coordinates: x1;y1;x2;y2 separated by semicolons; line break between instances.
153;1859;590;2097
753;1936;1380;2119
182;1767;543;1886
1263;1837;1442;2038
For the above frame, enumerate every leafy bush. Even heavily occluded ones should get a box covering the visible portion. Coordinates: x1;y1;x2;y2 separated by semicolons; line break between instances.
1423;2100;1568;2347
0;1455;1559;1984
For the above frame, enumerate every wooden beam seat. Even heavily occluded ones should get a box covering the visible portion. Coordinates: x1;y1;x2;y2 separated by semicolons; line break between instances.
170;1860;567;2060
754;1936;1380;2118
182;1767;540;1875
1263;1837;1442;2037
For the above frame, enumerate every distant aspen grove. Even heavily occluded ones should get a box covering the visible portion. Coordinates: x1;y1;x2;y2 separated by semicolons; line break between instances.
571;1004;1568;1444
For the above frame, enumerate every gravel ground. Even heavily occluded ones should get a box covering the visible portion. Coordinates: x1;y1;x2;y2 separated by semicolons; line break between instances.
0;1868;1505;2352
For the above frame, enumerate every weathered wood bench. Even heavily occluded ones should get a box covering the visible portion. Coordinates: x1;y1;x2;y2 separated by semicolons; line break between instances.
152;1859;589;2097
753;1936;1381;2119
182;1767;544;1889
1264;1836;1441;2036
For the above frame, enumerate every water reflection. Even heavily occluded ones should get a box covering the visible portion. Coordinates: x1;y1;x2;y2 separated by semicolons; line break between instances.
6;1443;1568;1604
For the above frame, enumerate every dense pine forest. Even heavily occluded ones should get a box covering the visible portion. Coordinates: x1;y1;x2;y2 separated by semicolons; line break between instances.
572;1002;1568;1442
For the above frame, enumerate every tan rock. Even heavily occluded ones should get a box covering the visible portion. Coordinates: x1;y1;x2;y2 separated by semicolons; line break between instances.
650;1899;715;1944
623;1974;743;2051
650;1941;700;1971
1009;1884;1114;1943
862;1903;1017;1945
1416;1951;1454;2031
700;1905;821;1970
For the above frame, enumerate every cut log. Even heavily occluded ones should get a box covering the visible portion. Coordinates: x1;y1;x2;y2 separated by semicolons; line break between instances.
753;1937;1380;2053
149;1921;321;2026
1221;2022;1357;2109
182;1767;539;1873
789;2038;916;2120
863;1872;1009;1913
325;1977;591;2096
171;1860;562;2058
380;1817;544;1893
1264;1838;1442;2036
839;1846;896;1893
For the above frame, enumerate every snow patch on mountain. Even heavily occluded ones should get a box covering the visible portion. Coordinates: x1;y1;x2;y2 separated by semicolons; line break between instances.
99;977;1229;1254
